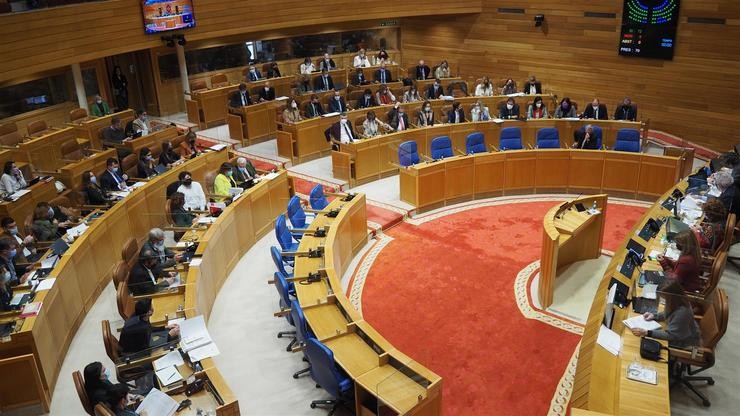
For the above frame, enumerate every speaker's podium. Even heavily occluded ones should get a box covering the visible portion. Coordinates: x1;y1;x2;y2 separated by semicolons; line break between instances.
540;194;608;309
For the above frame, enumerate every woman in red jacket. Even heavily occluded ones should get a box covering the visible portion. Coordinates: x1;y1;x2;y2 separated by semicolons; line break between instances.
658;230;703;293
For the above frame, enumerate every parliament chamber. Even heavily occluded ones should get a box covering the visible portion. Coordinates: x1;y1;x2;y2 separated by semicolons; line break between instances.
0;1;739;415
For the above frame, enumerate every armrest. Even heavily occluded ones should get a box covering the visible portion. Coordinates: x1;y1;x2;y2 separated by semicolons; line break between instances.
388;161;407;170
669;345;710;361
0;145;18;150
126;177;150;182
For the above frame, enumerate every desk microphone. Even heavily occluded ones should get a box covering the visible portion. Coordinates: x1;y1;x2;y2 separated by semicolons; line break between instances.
558;193;583;219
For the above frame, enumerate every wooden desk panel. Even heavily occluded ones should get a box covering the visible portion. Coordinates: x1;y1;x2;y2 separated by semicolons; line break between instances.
473;152;505;196
535;149;570;190
602;152;641;196
504;150;537;192
637;154;681;199
0;180;57;227
569;151;606;192
58;149;117;190
444;157;474;200
74;109;135;150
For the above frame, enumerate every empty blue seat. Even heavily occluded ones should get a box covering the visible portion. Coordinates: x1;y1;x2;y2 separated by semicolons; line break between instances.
273;270;296;351
398;140;420;167
613;129;641;152
286;195;314;240
430;136;453;160
536;128;560;149
290;299;314;379
591;125;603;149
270;245;293;277
274;215;299;252
309;184;329;210
304;337;354;413
465;132;487;154
499;127;523;150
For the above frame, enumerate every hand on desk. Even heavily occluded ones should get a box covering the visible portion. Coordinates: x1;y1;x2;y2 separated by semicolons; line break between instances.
167;323;180;337
631;328;648;337
175;253;185;262
643;312;655;321
656;254;665;262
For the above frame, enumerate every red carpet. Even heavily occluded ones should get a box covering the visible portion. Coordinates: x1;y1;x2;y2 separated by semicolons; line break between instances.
366;203;405;231
360;201;646;415
290;176;337;197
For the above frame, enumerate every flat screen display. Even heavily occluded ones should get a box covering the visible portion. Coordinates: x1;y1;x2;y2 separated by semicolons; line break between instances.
618;0;681;60
142;0;196;34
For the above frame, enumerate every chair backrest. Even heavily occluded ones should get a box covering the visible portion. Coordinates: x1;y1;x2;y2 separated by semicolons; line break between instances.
430;136;453;160
116;280;135;320
26;120;48;136
701;251;726;298
718;213;736;253
465;132;486;154
204;171;217;194
536;128;560;149
121;238;139;270
287;195;308;229
698;288;729;354
591;125;603;148
121;154;138;178
398;140;420;167
73;370;95;415
70;108;88;122
613;128;641;152
274;271;294;323
274;215;295;250
309;184;329;210
165;198;174;227
112;260;128;290
61;140;84;160
94;404;116;416
304;337;351;398
270;245;292;276
290;299;312;344
499;127;523;150
0;122;22;147
190;79;208;92
210;73;228;88
101;320;121;362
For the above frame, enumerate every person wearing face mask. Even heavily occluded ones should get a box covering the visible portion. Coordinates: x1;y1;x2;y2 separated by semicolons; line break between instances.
417;100;435;127
258;81;275;102
129;248;179;295
657;230;703;293
614;97;637;121
0;238;29;285
434;60;450;79
139;228;183;274
100;158;130;192
83;361;117;406
300;57;316;75
282;99;303;123
0;217;37;264
0;264;13;311
629;279;701;348
356;89;378;109
353;48;371;68
80;170;109;206
159;141;181;168
375;84;396;106
501;78;517;95
361;110;391;138
581;97;608;120
447;101;466;124
180;128;201;159
229;83;253;108
130;109;150;137
403;86;421;103
329;91;347;113
499;98;520;119
0;160;27;196
214;162;238;197
327;113;356;150
351;68;369;86
374;62;393;84
176;171;206;210
572;125;599;149
119;298;180;355
390;104;411;132
106;383;146;416
470;100;491;122
137;147;157;179
425;78;443;100
90;94;112;117
305;94;325;118
475;76;494;97
527;96;549;119
522;75;542;95
233;157;260;188
267;61;282;78
415;60;431;80
31;205;60;241
320;53;336;71
314;68;335;92
554;97;577;118
246;65;262;82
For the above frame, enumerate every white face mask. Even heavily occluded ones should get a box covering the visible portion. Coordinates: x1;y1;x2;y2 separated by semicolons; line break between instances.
340;119;347;124
335;96;340;100
291;102;297;109
592;104;599;109
264;87;270;91
424;106;431;111
2;270;10;283
506;104;514;110
90;176;97;184
535;103;542;108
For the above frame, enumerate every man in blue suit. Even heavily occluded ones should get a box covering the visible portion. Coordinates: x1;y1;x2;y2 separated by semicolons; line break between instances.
246;65;262;82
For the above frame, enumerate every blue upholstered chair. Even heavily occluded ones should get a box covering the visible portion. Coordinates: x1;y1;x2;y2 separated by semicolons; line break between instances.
430;136;453;160
398;140;420;167
274;215;299;253
270;245;293;277
290;299;314;379
465;132;487;154
273;270;297;351
309;184;329;210
286;196;315;240
536;128;560;149
591;125;603;149
304;337;354;414
499;127;523;150
613;129;641;152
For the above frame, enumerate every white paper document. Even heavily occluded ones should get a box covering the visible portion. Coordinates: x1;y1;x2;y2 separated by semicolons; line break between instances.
321;112;340;117
627;362;658;385
110;190;130;199
155;365;182;386
188;257;202;267
35;278;56;291
665;247;681;261
197;216;217;224
66;223;88;238
136;388;178;416
153;350;185;372
597;324;622;356
622;315;662;331
276;96;290;101
40;254;59;269
188;341;220;362
9;190;31;201
209;143;227;151
168;317;185;328
179;316;212;352
642;283;658;300
263;171;279;180
130;181;147;190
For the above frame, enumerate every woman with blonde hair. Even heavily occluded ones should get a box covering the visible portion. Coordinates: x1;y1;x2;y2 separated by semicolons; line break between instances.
630;279;701;348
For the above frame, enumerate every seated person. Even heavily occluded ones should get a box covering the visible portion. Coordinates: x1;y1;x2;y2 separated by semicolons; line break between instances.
415;60;431;80
581;98;608;120
176;171;207;210
106;383;138;416
119;298;180;355
351;68;369;86
233;157;259;187
630;280;701;348
314;68;334;91
527;96;549;119
100;158;129;192
353;49;371;68
83;362;116;406
129;249;178;295
319;53;336;71
81;171;109;205
376;48;390;63
403;86;422;103
305;94;325;118
389;104;411;132
267;62;282;78
140;228;183;274
447;101;466;123
554;97;577;118
425;79;443;100
159;141;181;168
522;75;542;94
374;62;393;84
282;99;303;123
658;230;703;293
417;101;435;127
470;100;491;122
258;82;275;102
327;113;357;149
498;98;520;119
102;117;131;149
130;109;150;136
0;238;30;285
572;125;599;149
246;64;262;82
0;216;38;264
299;57;315;75
229;83;253;107
0;160;26;195
475;77;494;97
31;205;60;241
501;78;517;95
614;96;638;121
136;147;157;178
375;84;396;105
361;111;391;138
0;264;13;312
713;170;737;214
692;198;727;252
181;128;201;159
90;95;112;117
170;192;195;227
435;60;451;79
356;89;378;109
329;91;348;113
214;163;238;196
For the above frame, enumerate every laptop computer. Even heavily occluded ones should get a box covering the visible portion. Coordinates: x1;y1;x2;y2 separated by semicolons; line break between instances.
51;239;69;256
155;164;168;174
149;329;170;349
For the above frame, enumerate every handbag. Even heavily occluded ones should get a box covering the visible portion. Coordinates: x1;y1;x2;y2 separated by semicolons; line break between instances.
640;337;662;361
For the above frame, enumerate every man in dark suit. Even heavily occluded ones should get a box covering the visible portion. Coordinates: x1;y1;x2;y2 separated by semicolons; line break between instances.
127;250;177;295
229;83;253;108
499;98;520;119
572;125;600;149
374;62;393;84
447;102;466;123
614;97;638;121
246;65;262;82
326;113;356;150
581;98;608;120
258;82;275;102
356;89;378;109
267;62;281;78
233;157;258;188
139;228;182;274
314;68;335;91
306;94;325;118
329;91;347;113
389;105;411;131
99;158;129;192
522;75;542;94
426;79;443;99
119;299;180;355
415;60;431;80
319;53;336;71
350;68;369;86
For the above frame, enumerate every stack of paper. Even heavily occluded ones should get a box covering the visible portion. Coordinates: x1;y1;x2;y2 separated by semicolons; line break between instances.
66;223;89;238
20;302;42;318
9;190;31;201
506;92;525;97
209;144;227;151
154;365;183;386
622;315;662;331
110;190;130;199
130;182;147;190
153;350;185;371
665;247;681;261
35;278;56;292
597;324;622;356
642;283;658;300
197;217;217;225
322;112;340;117
135;388;178;416
179;316;220;361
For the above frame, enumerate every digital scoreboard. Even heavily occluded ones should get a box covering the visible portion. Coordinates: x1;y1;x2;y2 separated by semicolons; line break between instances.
619;0;681;60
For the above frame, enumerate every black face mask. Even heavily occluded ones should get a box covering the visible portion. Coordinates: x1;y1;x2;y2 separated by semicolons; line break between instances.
676;243;684;251
183;179;193;186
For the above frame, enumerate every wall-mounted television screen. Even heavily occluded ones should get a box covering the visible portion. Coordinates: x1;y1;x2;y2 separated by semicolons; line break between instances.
142;0;196;34
618;0;681;60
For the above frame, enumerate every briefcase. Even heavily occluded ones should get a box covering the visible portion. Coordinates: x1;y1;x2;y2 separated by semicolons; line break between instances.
640;337;662;361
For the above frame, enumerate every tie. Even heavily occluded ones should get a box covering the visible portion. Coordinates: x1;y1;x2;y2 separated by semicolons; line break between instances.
343;124;353;142
421;68;425;79
251;71;255;80
398;115;405;131
324;76;328;89
595;108;599;119
381;71;386;83
241;93;247;106
312;104;317;115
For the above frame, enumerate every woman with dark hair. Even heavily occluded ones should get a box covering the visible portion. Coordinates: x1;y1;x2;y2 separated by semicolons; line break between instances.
658;230;703;293
159;141;181;167
180;128;200;159
376;84;396;105
214;163;237;196
111;66;129;111
501;78;517;95
82;171;108;205
106;383;140;416
630;279;701;348
554;97;577;118
83;361;115;406
0;160;27;195
693;198;727;252
0;264;13;312
137;147;157;178
418;100;435;127
527;96;549;119
31;205;59;241
170;192;195;227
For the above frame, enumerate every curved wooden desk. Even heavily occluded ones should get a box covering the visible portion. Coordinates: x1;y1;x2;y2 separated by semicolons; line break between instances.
292;194;442;415
540;194;607;309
